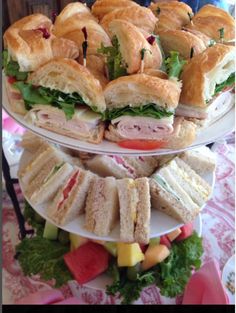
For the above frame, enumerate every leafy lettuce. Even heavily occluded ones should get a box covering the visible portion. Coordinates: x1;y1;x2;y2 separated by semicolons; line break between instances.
214;73;235;96
16;201;72;288
14;81;87;119
103;103;173;121
165;51;186;79
3;50;28;81
106;232;203;304
97;36;127;80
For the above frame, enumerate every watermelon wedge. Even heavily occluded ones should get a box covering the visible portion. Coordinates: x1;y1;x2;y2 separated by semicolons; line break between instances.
175;223;194;242
160;235;171;248
64;242;110;284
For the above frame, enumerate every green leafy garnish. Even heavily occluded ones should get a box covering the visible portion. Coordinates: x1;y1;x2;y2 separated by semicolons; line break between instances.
214;73;235;96
208;39;216;47
103;103;173;121
155;35;166;72
2;50;28;81
165;51;187;79
97;36;127;80
106;232;203;304
14;82;87;119
188;12;193;22
156;7;161;15
218;27;224;41
16;236;72;287
16;200;72;287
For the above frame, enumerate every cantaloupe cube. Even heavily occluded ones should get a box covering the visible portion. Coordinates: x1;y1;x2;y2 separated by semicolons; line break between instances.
167;228;182;242
141;244;170;271
69;233;88;251
117;243;144;267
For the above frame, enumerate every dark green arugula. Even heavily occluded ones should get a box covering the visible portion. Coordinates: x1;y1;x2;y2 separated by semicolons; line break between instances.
97;36;127;80
16;201;72;287
165;51;186;79
103;103;173;121
14;81;87;119
106;232;203;304
214;73;235;96
3;50;28;81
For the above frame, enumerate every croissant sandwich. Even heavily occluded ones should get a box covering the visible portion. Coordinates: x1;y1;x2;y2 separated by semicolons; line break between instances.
98;19;162;80
11;58;106;143
3;14;79;73
177;44;235;126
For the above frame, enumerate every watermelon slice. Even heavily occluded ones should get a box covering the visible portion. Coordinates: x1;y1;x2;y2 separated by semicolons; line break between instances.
175;223;194;242
160;235;171;248
64;242;110;284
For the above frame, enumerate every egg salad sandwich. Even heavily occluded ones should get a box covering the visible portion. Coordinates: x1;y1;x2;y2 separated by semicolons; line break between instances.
85;176;119;236
12;58;106;143
150;157;212;223
47;168;95;226
117;177;151;244
177;44;235;127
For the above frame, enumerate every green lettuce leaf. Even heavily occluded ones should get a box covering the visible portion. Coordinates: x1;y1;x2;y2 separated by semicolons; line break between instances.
155;35;166;72
165;51;186;79
2;50;28;81
97;36;127;80
106;232;203;304
214;73;235;96
103;103;173;121
14;82;87;119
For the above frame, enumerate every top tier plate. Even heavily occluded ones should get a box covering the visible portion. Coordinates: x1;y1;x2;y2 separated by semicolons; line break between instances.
2;79;235;156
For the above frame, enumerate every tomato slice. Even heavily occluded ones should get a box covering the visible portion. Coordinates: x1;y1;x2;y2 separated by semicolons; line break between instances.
8;76;17;84
118;140;166;150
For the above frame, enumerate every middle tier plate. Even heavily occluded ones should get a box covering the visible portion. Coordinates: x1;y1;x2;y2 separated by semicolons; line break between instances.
19;149;215;242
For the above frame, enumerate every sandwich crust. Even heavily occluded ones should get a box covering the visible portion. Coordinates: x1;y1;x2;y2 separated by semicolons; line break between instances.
28;58;106;112
100;6;158;36
109;19;162;74
180;44;235;107
91;0;139;20
158;30;206;59
104;74;181;109
149;1;193;31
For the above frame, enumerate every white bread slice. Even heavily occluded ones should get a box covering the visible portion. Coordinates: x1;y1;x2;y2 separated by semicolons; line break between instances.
180;146;216;177
20;131;51;153
48;168;95;225
167;158;212;206
123;156;158;177
85;155;136;178
30;162;74;206
85;176;119;236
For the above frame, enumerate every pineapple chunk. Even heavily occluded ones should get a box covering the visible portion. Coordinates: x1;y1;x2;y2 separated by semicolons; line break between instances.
117;243;144;267
69;233;88;251
167;228;182;242
141;244;170;271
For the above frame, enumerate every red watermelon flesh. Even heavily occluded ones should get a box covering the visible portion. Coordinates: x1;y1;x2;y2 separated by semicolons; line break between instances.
64;242;109;284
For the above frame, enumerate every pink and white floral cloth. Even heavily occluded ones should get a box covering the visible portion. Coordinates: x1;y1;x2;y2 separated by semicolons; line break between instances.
2;113;235;304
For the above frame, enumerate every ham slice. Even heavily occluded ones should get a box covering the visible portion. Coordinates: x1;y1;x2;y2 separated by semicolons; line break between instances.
111;116;174;140
25;105;105;143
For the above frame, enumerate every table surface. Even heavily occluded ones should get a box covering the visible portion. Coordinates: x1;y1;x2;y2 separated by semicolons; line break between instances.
2;135;235;304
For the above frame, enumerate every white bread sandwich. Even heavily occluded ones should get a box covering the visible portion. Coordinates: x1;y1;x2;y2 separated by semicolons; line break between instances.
180;146;216;177
123;156;158;177
150;157;212;223
47;168;95;225
85;176;119;236
117;177;151;244
19;145;83;188
177;44;235;127
14;58;106;143
29;162;74;206
85;155;137;179
20;130;51;153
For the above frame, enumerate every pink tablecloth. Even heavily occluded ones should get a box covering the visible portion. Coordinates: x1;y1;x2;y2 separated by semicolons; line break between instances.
2;138;235;304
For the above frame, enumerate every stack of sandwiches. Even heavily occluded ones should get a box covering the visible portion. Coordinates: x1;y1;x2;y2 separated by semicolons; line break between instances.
150;156;212;223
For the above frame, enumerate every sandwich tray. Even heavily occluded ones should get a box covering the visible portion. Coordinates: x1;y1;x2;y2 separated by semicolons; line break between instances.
72;214;202;292
18;150;214;242
3;77;235;156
